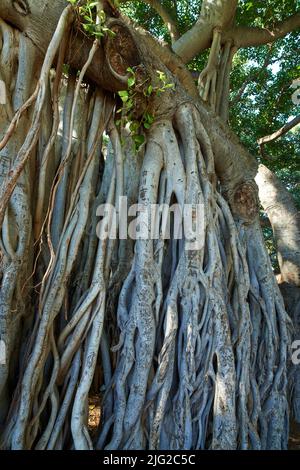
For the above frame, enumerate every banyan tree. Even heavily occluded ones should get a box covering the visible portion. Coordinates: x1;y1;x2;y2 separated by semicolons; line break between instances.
0;0;299;450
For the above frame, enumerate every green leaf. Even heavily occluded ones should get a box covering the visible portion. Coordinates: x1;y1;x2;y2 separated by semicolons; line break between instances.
144;112;154;123
130;121;140;133
98;10;106;22
128;77;135;88
83;23;94;32
126;99;133;110
146;85;153;96
134;135;145;146
164;83;175;90
118;91;129;102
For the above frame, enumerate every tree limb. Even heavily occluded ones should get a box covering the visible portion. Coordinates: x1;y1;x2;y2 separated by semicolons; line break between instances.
224;12;300;48
258;115;300;146
140;0;180;43
173;7;299;62
120;0;180;42
172;0;238;63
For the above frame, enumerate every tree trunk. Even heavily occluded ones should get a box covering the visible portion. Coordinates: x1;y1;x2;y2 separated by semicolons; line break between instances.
0;1;290;450
256;164;300;422
256;164;300;288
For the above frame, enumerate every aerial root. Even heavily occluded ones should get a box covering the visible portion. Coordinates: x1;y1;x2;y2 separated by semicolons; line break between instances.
0;17;290;449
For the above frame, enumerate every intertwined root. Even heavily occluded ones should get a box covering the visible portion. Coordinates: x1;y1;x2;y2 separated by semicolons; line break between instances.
198;28;236;121
0;10;290;451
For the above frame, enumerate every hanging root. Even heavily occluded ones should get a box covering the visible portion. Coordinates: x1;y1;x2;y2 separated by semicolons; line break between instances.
96;103;288;450
198;28;236;121
0;8;290;451
0;5;74;232
198;28;222;108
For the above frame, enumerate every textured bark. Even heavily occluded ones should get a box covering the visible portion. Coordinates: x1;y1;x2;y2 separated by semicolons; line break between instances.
256;165;300;287
0;17;42;423
172;0;238;63
256;164;300;423
0;1;291;451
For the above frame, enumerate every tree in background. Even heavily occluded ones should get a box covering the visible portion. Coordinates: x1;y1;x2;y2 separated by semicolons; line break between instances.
0;0;299;450
124;0;300;427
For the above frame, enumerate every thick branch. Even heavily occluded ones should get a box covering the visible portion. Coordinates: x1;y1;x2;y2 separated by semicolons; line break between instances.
172;0;238;63
0;0;258;196
145;0;180;42
0;0;197;97
258;115;300;146
173;8;299;62
224;12;300;48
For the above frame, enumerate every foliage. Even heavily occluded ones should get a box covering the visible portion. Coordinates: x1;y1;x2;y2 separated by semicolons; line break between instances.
120;0;299;189
230;34;300;206
120;0;201;41
0;0;297;450
119;0;300;267
117;68;174;151
68;0;116;38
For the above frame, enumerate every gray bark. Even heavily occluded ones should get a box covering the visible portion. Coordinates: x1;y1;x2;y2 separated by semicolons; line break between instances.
256;164;300;287
256;164;300;423
0;0;292;450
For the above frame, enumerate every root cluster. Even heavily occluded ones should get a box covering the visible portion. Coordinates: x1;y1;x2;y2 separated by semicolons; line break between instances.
0;8;290;450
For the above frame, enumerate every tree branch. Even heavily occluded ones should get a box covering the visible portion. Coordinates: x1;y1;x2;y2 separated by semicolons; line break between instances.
143;0;180;42
230;47;274;106
172;0;238;63
224;12;300;48
0;0;198;98
258;115;300;146
121;0;180;42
